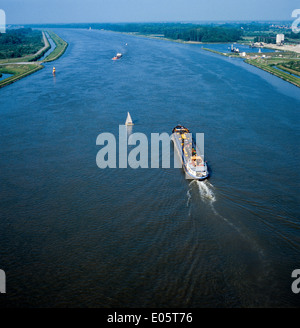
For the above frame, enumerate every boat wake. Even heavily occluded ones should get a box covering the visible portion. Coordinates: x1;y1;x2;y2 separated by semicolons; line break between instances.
186;180;215;207
186;189;192;207
192;181;246;235
195;180;216;202
187;180;266;263
189;180;248;235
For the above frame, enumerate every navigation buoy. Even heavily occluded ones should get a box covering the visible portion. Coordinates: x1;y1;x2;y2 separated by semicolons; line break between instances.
52;67;56;75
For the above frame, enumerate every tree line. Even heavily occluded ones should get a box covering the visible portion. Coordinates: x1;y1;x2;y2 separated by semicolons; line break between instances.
103;23;243;42
29;23;244;43
0;28;44;59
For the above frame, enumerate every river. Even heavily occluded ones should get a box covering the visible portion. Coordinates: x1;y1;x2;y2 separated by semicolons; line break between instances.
0;28;299;307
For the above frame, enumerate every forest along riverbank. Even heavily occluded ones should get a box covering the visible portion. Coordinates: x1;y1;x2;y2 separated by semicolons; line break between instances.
0;30;68;89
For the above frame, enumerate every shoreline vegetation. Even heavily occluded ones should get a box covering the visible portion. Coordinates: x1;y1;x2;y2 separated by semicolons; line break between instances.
199;47;300;88
0;31;51;64
0;30;68;89
33;23;244;43
0;64;43;88
245;59;300;88
42;31;68;62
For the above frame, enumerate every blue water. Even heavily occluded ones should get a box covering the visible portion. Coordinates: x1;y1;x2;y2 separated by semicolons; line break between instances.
0;73;13;81
0;29;299;308
204;43;275;54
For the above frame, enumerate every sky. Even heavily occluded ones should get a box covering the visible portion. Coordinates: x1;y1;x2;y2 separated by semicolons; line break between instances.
1;0;299;24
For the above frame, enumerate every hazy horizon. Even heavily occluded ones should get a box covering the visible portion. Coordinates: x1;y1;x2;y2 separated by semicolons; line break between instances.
8;19;296;26
1;0;299;25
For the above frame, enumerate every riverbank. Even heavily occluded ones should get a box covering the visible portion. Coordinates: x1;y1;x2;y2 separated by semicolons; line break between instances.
276;64;300;77
111;30;300;88
262;43;300;54
117;30;300;88
0;31;68;89
201;47;300;88
245;59;300;88
202;47;240;57
106;30;241;45
42;31;68;62
0;64;43;88
29;31;51;62
0;32;51;64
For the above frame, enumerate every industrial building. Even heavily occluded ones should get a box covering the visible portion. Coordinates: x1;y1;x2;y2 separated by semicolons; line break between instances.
276;34;284;45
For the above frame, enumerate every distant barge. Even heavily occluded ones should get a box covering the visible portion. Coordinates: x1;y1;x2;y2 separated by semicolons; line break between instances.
172;125;209;180
112;53;123;60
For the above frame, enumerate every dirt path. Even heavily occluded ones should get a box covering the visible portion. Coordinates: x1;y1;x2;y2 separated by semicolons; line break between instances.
35;31;50;56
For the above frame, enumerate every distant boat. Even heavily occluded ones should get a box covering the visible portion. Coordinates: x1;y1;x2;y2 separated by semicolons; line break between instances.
125;112;134;126
231;44;240;53
112;53;122;60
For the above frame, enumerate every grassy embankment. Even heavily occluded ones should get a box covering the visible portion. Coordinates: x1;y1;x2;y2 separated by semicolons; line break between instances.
202;47;300;87
276;65;300;77
278;60;300;77
0;64;43;88
42;31;68;62
202;48;240;57
0;31;68;88
245;58;300;88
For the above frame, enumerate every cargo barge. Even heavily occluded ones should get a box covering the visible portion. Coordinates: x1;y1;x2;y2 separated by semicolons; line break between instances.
172;125;209;180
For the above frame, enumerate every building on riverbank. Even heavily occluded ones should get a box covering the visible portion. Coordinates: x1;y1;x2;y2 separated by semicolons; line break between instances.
276;34;284;45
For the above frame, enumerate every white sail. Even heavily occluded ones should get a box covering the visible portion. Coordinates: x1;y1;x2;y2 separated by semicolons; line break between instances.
125;112;134;125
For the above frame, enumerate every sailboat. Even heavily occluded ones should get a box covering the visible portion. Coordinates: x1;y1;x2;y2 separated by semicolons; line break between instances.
125;112;134;126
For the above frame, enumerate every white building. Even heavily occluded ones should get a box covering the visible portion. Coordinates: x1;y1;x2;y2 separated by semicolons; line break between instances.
276;34;284;45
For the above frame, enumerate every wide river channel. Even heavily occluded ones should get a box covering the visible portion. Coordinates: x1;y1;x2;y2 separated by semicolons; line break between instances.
0;29;299;307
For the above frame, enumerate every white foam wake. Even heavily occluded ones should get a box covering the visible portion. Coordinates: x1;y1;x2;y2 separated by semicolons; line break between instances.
188;180;265;260
186;189;192;207
195;180;216;202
